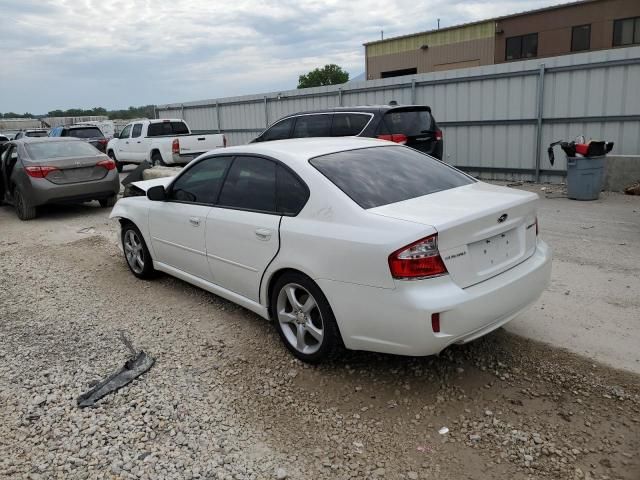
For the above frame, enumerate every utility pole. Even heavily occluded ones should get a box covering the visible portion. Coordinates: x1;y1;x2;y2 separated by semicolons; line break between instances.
381;29;384;40
437;18;440;29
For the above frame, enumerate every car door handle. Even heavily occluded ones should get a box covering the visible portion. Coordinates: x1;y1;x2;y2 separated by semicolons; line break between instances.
125;141;129;144
255;228;272;241
189;217;201;226
136;141;141;143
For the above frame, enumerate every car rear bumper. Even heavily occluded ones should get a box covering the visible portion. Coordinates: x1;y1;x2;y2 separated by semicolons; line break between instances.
24;171;120;206
317;240;552;356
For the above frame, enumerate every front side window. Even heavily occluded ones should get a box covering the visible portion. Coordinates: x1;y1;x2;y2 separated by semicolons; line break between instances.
613;17;640;46
218;156;277;213
506;33;538;60
169;156;232;204
331;113;370;136
310;146;474;209
120;124;132;139
260;118;294;141
292;114;332;138
571;24;591;51
132;124;142;138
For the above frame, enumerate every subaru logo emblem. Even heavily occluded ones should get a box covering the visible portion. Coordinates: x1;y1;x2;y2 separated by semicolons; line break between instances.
498;213;508;223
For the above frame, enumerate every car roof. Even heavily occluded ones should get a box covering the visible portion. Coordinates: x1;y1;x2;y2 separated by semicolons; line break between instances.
216;137;395;160
280;105;433;116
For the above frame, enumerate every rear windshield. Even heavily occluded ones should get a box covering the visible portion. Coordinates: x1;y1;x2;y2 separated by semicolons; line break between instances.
68;127;103;138
380;109;434;136
26;131;49;137
147;121;189;136
26;140;100;160
310;146;473;209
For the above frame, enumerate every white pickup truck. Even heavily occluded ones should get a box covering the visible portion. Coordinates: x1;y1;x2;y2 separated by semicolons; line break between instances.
107;119;226;172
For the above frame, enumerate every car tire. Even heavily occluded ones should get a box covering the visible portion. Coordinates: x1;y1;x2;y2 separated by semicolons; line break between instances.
14;187;36;221
99;194;117;208
151;152;166;167
270;272;342;363
109;150;123;173
121;222;155;279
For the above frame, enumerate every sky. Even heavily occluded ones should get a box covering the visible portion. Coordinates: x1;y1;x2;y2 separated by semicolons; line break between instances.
0;0;562;114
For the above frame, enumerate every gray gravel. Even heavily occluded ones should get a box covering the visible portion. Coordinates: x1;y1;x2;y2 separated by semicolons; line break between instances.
0;201;639;480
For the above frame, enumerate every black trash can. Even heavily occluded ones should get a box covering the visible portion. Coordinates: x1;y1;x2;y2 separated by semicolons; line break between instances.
566;156;606;201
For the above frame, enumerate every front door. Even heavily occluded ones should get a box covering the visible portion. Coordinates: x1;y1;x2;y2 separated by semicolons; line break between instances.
205;155;281;302
148;155;233;281
116;124;133;161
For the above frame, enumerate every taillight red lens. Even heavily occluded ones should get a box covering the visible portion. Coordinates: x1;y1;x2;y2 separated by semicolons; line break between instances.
172;138;180;154
24;166;59;178
431;313;441;333
388;234;448;279
377;134;408;145
97;159;116;171
435;128;443;141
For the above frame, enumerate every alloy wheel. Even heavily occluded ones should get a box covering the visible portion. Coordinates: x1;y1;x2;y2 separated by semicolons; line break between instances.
124;229;145;274
276;283;324;355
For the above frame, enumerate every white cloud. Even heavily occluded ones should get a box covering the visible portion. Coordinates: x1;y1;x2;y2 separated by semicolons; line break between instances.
0;0;560;113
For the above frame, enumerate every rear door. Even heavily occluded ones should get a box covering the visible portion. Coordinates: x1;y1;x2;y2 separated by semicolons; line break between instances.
148;155;233;281
205;155;283;301
377;107;441;157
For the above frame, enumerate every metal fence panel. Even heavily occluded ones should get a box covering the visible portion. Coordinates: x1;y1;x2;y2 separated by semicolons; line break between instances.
158;46;640;182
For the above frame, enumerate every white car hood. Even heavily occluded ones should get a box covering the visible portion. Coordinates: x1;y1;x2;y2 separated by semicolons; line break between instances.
130;176;174;192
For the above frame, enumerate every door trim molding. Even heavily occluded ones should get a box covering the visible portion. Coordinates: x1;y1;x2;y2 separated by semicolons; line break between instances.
206;252;258;272
152;236;206;256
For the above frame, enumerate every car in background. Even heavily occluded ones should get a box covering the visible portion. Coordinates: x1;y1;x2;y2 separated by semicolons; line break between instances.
106;119;227;172
251;105;444;159
110;137;550;362
0;138;120;220
0;134;9;146
49;124;108;153
14;129;49;139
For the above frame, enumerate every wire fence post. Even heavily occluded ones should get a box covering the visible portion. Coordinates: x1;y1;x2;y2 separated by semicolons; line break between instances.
180;104;185;121
216;101;221;133
264;96;269;127
338;88;343;106
411;79;416;104
534;63;546;183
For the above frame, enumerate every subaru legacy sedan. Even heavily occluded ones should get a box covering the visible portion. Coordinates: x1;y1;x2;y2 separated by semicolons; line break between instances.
0;138;120;220
111;138;551;363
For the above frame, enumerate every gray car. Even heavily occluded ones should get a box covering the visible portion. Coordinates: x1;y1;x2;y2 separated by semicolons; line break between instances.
0;137;120;220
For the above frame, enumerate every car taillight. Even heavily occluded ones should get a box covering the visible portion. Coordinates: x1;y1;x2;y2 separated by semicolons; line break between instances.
97;159;116;171
388;234;448;279
223;135;227;147
24;166;59;178
172;138;180;154
435;128;443;141
377;134;408;145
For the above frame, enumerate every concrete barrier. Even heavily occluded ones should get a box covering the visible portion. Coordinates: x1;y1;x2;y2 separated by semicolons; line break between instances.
603;155;640;192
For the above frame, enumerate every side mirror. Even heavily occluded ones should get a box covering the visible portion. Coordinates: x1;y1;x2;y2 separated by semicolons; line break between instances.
147;185;167;201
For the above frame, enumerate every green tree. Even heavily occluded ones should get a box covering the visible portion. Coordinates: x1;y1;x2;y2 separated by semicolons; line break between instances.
298;64;349;89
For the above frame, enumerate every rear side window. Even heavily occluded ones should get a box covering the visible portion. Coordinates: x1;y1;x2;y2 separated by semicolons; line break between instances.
147;121;189;136
69;127;103;139
277;166;308;215
331;114;370;136
292;114;332;138
379;109;433;136
310;146;473;209
218;156;276;213
169;156;233;204
132;124;142;138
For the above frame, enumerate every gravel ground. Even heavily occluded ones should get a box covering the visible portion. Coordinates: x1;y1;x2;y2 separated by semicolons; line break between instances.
0;196;639;480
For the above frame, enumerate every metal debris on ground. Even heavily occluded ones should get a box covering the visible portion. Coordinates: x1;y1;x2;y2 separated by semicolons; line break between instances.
624;181;640;195
438;426;449;435
76;332;155;407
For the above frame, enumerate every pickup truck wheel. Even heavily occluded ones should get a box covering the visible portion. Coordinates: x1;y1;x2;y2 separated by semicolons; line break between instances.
151;152;166;167
108;150;123;173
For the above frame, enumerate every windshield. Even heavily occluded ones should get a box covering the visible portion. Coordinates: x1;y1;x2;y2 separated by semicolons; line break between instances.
310;146;473;209
26;140;100;160
68;127;103;139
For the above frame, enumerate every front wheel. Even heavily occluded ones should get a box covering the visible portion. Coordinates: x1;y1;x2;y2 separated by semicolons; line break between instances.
121;223;155;279
270;272;342;363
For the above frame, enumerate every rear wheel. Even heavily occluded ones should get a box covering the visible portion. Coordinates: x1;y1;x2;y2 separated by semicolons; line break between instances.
99;194;117;208
108;150;123;173
14;187;36;220
270;272;342;363
121;223;155;279
151;152;165;167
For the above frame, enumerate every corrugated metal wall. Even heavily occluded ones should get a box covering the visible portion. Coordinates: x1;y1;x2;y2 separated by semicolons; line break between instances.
157;46;640;183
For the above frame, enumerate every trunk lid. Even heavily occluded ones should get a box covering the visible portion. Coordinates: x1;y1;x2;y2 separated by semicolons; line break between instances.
369;182;539;288
28;155;109;185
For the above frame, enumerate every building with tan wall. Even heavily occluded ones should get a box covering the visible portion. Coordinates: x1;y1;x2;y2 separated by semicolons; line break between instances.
364;0;640;79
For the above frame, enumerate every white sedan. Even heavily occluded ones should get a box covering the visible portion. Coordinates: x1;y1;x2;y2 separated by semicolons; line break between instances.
111;138;551;362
